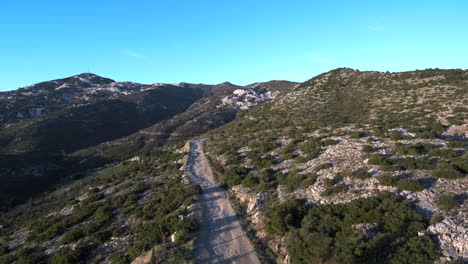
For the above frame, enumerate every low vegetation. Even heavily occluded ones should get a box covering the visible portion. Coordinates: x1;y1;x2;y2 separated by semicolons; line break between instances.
0;145;199;264
266;193;439;264
437;195;461;210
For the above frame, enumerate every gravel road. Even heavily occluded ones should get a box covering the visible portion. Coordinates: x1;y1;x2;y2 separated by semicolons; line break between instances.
186;139;261;264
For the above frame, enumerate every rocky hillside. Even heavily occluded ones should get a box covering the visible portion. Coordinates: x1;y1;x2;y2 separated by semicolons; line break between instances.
0;68;466;264
0;143;200;264
203;68;467;263
0;74;297;264
0;73;297;210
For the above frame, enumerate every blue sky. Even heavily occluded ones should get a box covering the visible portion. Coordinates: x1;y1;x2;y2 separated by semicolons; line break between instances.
1;0;467;91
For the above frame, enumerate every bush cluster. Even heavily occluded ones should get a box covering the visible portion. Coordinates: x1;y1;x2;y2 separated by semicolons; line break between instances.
0;247;46;264
393;142;436;155
276;171;317;192
379;174;397;186
368;154;436;171
264;193;440;264
313;163;333;172
247;152;275;169
265;199;307;235
362;145;374;153
352;170;371;180
379;175;425;192
395;179;425;192
300;138;338;159
349;131;365;138
322;183;348;196
51;247;84;264
437;195;461;210
432;168;462;179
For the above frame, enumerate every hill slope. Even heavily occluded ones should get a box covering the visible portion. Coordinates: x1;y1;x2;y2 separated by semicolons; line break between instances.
1;68;466;263
203;68;467;263
0;75;297;264
0;74;297;208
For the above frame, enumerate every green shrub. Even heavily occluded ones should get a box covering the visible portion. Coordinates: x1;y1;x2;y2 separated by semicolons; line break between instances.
323;178;337;188
323;183;348;196
349;131;365;138
389;236;440;264
129;182;148;194
0;245;8;256
110;226;125;237
389;130;403;140
90;230;112;244
61;227;84;244
287;231;334;264
450;155;468;173
127;244;144;260
249;139;278;153
300;139;323;158
276;171;308;192
94;205;112;227
258;168;274;183
174;217;198;244
428;120;445;133
248;152;275;169
295;156;310;163
225;152;243;165
428;148;458;158
241;174;260;188
38;221;67;241
393;142;432;155
372;127;386;137
265;199;307;235
446;140;468;149
83;223;99;236
313;163;333;172
110;252;130;264
214;166;247;188
362;145;374;153
353;170;371;180
281;143;297;160
395;179;425;192
84;192;104;204
51;247;84;264
0;254;16;264
286;193;439;264
321;139;338;146
417;130;438;139
399;157;435;170
368;154;394;166
10;248;46;264
437;195;461;210
432;168;462;179
379;174;397;186
300;174;318;188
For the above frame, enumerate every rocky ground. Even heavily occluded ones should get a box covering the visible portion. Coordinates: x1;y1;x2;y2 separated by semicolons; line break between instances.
206;124;468;263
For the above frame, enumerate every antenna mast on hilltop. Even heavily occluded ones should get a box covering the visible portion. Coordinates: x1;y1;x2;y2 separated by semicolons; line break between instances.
87;65;90;73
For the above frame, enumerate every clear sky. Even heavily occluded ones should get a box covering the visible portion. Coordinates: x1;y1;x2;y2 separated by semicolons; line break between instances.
1;0;467;91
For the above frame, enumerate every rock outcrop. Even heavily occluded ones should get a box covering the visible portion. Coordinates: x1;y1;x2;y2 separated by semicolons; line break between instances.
218;88;279;110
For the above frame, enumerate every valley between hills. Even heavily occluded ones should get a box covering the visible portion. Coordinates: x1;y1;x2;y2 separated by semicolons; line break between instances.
0;68;466;264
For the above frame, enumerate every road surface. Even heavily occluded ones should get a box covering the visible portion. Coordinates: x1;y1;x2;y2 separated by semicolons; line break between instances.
186;139;261;264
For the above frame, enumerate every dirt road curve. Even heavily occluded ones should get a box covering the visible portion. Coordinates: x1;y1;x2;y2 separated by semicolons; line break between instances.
186;139;261;264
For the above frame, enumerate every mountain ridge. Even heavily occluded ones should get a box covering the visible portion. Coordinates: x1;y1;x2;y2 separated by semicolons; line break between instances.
0;68;466;264
0;73;298;208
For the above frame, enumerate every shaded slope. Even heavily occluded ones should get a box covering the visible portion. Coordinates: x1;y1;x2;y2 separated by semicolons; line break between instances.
0;75;297;208
0;85;203;155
